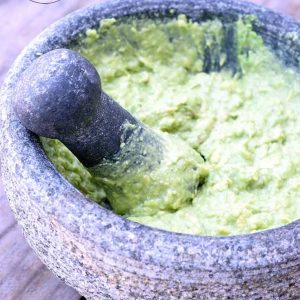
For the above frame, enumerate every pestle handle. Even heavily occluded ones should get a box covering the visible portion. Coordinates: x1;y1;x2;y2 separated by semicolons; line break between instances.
14;49;141;167
13;49;206;216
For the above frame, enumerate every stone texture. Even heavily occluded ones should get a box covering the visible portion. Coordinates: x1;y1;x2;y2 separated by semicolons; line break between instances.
1;0;300;299
13;48;161;169
14;49;101;141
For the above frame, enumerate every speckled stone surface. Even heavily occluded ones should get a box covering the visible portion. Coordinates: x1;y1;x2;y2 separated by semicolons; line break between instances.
1;0;300;299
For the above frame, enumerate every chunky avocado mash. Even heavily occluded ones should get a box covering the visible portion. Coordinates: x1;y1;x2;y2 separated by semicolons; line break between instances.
90;124;208;216
42;15;300;236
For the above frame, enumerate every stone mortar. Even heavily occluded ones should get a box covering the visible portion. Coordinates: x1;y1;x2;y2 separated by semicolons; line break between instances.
1;0;300;299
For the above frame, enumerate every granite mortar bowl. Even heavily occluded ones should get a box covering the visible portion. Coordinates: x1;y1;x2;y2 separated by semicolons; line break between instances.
1;0;300;299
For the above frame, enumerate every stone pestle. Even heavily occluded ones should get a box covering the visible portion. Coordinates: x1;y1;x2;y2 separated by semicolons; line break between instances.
14;49;207;215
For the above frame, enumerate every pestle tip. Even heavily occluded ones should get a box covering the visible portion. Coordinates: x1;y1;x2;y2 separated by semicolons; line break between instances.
14;49;101;139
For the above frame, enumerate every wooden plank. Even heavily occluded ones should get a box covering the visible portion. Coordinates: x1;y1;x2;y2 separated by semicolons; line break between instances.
251;0;300;19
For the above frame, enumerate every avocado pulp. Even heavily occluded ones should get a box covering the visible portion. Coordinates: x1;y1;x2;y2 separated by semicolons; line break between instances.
42;15;300;236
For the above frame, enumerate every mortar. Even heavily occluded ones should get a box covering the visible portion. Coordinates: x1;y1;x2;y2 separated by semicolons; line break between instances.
1;0;300;299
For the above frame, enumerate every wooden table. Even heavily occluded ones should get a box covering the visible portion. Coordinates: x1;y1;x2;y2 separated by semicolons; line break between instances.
0;0;299;299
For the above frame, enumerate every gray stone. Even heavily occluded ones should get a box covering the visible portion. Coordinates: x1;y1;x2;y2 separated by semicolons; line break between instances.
12;48;144;167
1;0;300;299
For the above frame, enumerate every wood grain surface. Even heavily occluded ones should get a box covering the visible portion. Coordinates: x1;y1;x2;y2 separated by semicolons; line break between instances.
0;0;300;299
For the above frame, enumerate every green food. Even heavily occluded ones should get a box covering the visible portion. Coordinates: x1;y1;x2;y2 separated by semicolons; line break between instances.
90;124;208;216
42;15;300;236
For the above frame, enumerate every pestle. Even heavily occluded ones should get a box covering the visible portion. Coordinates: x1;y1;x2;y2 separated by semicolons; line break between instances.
14;49;208;215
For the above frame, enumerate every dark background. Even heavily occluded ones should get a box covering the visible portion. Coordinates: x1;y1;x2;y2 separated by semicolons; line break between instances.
0;0;299;299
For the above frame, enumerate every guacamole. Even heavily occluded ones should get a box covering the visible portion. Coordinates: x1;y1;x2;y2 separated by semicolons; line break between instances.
42;15;300;236
89;124;208;216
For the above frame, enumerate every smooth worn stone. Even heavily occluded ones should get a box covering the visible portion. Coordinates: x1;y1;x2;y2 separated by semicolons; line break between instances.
13;48;142;166
1;0;300;299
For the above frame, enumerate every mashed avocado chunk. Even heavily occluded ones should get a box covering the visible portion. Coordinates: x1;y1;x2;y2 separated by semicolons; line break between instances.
90;126;208;216
42;15;300;236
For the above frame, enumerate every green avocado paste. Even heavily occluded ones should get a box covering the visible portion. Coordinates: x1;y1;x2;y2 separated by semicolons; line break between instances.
42;15;300;236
